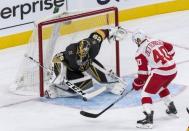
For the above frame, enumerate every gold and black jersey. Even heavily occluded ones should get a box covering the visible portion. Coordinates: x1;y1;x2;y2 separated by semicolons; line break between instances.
62;29;109;72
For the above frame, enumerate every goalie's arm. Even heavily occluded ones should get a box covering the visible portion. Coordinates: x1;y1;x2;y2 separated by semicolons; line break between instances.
87;27;127;59
89;27;127;44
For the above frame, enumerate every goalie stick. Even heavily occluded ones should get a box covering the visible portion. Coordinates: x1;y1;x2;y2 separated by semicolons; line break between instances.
25;55;106;101
92;62;127;85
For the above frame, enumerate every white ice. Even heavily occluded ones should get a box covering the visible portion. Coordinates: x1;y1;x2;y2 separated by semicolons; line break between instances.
0;10;189;131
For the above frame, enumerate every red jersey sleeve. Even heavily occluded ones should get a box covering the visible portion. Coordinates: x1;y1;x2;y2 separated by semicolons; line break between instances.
163;41;175;57
135;54;149;82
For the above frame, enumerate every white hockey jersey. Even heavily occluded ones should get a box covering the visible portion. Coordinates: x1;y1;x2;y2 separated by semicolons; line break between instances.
135;39;177;81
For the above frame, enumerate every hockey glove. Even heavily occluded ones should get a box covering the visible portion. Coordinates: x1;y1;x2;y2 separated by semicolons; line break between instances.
163;42;175;57
132;78;145;91
108;26;127;43
52;52;64;63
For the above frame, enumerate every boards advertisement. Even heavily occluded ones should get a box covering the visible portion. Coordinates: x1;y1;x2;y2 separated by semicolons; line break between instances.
0;0;171;35
0;0;67;35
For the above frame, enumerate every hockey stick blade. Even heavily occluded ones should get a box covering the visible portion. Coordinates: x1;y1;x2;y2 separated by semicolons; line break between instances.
80;102;114;118
80;111;99;118
80;89;133;118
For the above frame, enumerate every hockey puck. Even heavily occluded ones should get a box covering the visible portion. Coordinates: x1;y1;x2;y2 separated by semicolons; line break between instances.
187;108;189;114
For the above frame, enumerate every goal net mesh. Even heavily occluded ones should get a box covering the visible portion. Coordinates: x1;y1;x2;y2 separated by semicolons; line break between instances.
10;7;119;96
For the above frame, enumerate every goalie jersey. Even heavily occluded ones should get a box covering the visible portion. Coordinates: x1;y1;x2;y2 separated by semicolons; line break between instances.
62;29;109;72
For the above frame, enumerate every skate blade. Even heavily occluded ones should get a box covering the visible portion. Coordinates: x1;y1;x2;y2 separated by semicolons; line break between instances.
167;113;179;118
136;123;153;129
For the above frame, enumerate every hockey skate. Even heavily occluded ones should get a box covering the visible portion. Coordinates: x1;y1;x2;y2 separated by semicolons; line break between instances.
44;84;59;99
166;102;178;117
136;111;154;129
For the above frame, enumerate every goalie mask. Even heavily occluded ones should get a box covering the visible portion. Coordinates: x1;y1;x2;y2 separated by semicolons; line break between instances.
132;30;147;47
77;39;91;61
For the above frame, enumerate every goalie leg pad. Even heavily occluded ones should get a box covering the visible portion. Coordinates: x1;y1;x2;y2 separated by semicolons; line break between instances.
45;84;77;98
87;59;108;83
67;69;93;90
46;69;93;98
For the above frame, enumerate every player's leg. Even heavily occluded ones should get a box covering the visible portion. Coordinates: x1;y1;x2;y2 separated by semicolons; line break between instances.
45;62;71;98
66;69;93;91
158;73;177;115
88;59;125;95
137;73;177;128
137;73;164;129
88;59;108;83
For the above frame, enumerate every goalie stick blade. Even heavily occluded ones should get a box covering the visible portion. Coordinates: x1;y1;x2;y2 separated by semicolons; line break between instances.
80;111;99;118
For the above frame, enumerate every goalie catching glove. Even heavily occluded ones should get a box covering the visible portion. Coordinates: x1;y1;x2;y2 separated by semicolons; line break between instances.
108;26;127;43
52;52;64;63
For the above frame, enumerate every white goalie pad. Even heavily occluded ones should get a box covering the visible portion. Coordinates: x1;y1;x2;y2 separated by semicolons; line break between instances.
45;63;93;98
107;82;126;95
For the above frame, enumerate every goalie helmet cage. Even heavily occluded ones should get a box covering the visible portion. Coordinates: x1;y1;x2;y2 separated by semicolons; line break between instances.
11;7;120;97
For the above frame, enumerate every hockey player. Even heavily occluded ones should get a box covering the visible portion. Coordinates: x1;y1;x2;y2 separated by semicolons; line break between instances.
45;27;127;99
132;30;177;129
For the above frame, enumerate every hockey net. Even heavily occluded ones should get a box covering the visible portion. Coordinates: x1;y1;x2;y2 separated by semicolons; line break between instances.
10;7;120;97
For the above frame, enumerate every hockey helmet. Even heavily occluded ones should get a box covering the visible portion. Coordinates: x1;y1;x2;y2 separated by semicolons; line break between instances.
132;30;147;46
77;39;91;60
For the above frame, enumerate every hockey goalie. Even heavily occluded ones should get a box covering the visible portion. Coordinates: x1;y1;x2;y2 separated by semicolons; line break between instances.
45;27;127;99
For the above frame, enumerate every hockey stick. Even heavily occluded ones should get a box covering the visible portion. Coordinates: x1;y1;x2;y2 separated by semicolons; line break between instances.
92;62;127;85
80;88;133;118
25;55;106;101
80;63;131;118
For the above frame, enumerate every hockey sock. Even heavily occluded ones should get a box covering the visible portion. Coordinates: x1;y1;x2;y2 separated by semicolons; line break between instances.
142;97;153;114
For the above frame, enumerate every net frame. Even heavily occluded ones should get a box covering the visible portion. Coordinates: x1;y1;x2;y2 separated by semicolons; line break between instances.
36;7;119;97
